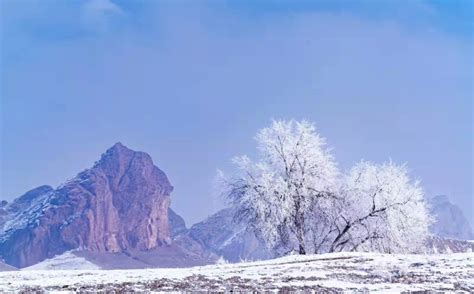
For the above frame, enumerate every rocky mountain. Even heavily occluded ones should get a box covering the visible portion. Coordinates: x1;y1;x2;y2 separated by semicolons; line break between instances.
428;195;473;241
168;208;187;238
186;208;273;262
0;143;214;268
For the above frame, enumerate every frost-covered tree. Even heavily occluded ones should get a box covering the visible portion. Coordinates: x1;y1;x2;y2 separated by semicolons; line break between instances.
220;119;339;254
219;119;431;255
312;161;431;254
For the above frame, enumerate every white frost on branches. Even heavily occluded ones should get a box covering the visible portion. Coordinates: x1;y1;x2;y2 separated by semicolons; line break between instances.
218;119;432;255
323;161;431;254
221;120;339;254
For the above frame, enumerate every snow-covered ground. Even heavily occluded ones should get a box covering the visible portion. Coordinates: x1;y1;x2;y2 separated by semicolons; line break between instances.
1;252;472;292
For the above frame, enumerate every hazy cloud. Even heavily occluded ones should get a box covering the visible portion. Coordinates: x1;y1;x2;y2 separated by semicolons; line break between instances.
81;0;124;33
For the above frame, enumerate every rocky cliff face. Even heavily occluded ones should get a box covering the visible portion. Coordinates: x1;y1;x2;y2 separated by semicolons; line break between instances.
168;208;187;238
0;143;174;268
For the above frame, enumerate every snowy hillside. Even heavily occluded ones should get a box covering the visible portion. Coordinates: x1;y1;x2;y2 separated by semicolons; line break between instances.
0;261;16;272
1;252;472;292
24;251;100;270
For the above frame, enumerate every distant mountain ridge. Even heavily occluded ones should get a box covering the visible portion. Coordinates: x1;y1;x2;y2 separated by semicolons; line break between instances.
186;208;273;262
428;195;473;240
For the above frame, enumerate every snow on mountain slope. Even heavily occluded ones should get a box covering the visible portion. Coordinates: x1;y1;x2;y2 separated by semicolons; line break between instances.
23;251;101;270
21;245;215;270
0;261;17;272
1;252;472;292
0;186;54;241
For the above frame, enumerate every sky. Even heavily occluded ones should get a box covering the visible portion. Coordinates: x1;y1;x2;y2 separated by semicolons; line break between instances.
1;0;473;226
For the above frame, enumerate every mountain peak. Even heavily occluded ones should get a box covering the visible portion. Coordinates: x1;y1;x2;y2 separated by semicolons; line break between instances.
96;143;144;172
101;142;134;160
0;143;174;268
108;142;127;151
93;143;165;191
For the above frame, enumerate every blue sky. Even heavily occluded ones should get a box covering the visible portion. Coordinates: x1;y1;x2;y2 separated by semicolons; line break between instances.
1;0;473;226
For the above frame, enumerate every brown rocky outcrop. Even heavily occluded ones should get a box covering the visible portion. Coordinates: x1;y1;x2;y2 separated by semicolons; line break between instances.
0;143;174;268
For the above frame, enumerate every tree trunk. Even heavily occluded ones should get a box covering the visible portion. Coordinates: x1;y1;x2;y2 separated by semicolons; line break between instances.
294;200;307;255
293;193;307;255
295;213;307;254
298;243;306;254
